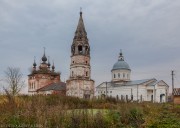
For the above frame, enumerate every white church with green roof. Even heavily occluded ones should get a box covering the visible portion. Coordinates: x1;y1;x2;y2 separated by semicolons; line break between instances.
96;51;169;103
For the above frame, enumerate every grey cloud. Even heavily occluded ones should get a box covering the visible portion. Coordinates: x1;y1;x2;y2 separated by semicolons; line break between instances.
0;0;180;93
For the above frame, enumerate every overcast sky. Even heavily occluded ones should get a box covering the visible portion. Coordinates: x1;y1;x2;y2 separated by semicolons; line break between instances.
0;0;180;93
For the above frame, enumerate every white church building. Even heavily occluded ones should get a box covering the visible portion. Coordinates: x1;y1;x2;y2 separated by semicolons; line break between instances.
96;51;169;103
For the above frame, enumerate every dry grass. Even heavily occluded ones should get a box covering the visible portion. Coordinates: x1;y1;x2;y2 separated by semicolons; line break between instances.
0;95;180;128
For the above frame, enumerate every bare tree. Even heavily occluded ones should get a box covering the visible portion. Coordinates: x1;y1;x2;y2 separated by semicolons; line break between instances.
4;67;25;96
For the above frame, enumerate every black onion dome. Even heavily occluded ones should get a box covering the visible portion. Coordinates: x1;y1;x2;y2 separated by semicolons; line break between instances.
52;65;55;70
42;47;47;62
42;54;47;62
48;62;51;67
33;57;37;67
48;56;51;67
33;61;37;67
52;61;55;70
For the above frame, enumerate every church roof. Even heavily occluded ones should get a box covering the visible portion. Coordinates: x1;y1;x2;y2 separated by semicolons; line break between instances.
148;80;160;86
37;82;66;92
125;79;155;86
73;10;88;44
28;70;60;76
76;11;86;35
147;80;169;87
112;51;131;71
96;78;156;88
112;61;131;71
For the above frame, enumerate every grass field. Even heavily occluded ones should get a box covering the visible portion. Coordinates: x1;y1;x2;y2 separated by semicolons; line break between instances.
0;95;180;128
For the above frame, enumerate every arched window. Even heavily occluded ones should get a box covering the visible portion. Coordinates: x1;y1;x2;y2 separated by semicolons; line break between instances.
114;74;116;78
86;71;88;76
72;71;74;77
123;73;125;78
118;73;120;78
78;45;83;54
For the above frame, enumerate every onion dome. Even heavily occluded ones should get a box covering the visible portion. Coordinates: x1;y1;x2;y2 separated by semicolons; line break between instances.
42;47;47;63
33;62;37;67
48;62;51;67
42;55;47;62
52;65;55;70
48;56;51;67
112;50;131;71
33;57;37;67
52;61;55;71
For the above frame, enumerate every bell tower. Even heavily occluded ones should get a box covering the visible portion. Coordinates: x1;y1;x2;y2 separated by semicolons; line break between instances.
66;11;94;99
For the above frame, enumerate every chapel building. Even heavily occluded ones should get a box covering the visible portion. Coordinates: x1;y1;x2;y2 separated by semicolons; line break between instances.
28;49;66;95
96;51;169;103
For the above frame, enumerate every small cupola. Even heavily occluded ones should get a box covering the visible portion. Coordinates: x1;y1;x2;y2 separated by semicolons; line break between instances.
48;56;51;68
33;57;37;68
52;61;55;72
33;56;37;71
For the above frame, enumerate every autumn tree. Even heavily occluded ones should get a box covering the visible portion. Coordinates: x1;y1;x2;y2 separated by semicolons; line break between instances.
4;67;25;97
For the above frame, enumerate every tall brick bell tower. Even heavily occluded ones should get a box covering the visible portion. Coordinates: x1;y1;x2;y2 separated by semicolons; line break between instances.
66;11;94;99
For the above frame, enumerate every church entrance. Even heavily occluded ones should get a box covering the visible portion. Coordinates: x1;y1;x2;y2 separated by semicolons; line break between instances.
84;88;91;99
151;95;153;102
147;90;154;101
84;94;90;99
160;94;165;102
